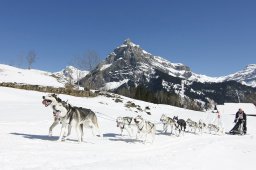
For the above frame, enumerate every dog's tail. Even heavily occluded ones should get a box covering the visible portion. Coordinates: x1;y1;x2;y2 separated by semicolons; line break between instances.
92;113;99;128
92;112;103;138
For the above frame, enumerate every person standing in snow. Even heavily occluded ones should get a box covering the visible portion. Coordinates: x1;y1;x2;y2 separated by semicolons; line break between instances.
229;108;247;134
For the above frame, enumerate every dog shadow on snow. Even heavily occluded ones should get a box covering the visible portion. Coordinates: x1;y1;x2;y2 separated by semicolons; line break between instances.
156;130;176;136
103;133;141;143
10;132;144;143
9;132;76;142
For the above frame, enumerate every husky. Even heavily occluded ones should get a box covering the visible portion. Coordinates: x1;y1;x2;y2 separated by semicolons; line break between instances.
116;116;136;137
173;116;186;136
198;119;207;134
207;123;220;134
160;114;176;134
42;94;73;137
134;115;156;143
186;118;198;133
42;94;102;142
53;100;102;142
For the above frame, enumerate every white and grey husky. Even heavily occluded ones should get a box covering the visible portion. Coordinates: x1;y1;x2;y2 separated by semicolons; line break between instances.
42;94;102;142
186;118;199;133
134;115;156;143
116;116;136;137
160;114;176;134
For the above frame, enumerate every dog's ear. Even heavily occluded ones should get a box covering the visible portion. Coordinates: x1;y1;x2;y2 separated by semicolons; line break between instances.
56;97;62;102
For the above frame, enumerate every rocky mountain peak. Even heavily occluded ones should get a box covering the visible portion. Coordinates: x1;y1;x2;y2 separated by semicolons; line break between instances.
123;38;136;46
80;39;194;90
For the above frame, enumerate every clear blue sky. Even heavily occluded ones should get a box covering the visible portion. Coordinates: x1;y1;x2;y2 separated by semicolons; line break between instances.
0;0;255;76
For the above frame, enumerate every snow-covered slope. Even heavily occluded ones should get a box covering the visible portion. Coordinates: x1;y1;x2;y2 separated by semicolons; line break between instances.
0;64;64;87
221;64;256;87
0;86;256;170
0;64;88;87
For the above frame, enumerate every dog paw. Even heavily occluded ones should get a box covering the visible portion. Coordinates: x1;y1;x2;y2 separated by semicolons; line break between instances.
57;138;63;142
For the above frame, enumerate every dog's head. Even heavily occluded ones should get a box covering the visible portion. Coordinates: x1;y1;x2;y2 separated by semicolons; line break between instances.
42;94;60;107
186;118;192;123
52;101;70;118
116;117;124;127
134;115;144;124
173;116;178;121
160;114;168;123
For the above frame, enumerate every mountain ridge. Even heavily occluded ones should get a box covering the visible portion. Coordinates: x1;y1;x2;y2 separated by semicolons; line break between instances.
79;39;256;109
80;39;256;89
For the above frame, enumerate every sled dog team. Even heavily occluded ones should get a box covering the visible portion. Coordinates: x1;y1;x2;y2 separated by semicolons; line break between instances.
42;94;223;144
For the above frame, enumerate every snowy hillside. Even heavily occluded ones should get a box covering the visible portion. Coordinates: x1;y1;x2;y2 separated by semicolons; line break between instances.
221;64;256;87
0;64;64;87
0;64;88;87
0;86;256;170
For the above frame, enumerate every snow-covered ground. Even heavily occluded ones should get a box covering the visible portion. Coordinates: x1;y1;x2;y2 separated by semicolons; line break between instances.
0;86;255;170
0;64;89;88
0;64;64;87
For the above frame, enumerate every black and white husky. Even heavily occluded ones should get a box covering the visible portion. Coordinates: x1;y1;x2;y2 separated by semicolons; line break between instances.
160;114;176;134
42;94;102;142
134;115;156;143
173;116;186;136
42;94;72;137
116;116;135;137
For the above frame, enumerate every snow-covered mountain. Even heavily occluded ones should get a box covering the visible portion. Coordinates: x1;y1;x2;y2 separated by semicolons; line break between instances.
80;39;255;90
80;39;197;90
0;64;88;87
0;40;255;108
221;64;256;87
53;66;89;85
80;39;256;107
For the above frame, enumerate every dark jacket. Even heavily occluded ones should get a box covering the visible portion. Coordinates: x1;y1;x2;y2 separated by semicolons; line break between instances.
234;111;246;123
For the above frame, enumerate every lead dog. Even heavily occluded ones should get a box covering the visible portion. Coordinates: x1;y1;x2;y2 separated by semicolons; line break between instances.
53;99;102;143
42;94;74;138
134;115;156;143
